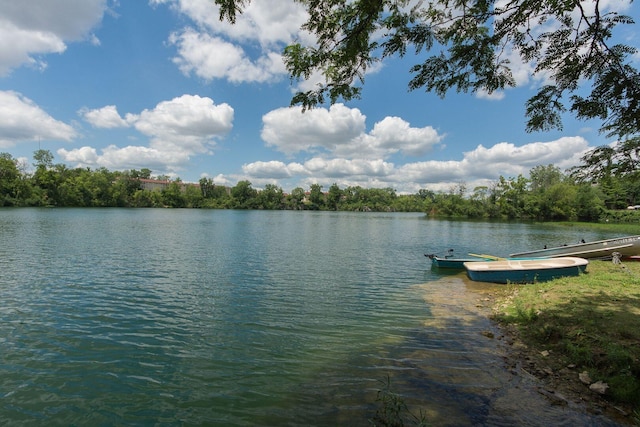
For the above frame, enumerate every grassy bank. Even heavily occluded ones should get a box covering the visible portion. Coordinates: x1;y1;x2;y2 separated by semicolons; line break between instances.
491;259;640;418
543;221;640;235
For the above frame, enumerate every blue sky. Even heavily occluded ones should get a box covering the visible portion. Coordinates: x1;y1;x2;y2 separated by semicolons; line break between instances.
0;0;638;194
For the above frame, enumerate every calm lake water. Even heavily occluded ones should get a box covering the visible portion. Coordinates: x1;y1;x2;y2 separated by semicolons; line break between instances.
0;209;622;426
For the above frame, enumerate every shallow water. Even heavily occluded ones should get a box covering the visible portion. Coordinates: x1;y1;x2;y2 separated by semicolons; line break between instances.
408;276;623;426
0;209;622;425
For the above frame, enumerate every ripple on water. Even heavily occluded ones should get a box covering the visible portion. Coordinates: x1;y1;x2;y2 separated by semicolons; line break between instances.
0;210;627;426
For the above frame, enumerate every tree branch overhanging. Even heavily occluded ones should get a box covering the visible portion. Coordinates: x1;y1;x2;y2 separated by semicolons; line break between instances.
213;0;639;138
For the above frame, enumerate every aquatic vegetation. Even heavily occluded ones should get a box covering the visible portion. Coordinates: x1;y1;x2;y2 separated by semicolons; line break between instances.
370;376;428;427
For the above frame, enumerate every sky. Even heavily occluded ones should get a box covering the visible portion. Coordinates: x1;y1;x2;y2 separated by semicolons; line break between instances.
0;0;638;194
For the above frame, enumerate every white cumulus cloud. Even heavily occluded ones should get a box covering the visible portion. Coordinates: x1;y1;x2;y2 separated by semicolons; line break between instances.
64;94;234;173
168;28;285;83
0;90;77;147
345;116;443;158
158;0;308;85
261;104;367;156
81;105;130;129
0;0;109;76
261;105;444;159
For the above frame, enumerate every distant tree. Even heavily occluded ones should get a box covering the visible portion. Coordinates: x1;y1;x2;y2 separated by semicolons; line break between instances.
539;183;577;220
57;168;89;207
363;187;397;210
0;153;20;206
433;188;467;217
199;177;216;198
162;181;186;208
184;184;204;207
417;189;435;202
391;194;425;212
127;168;153;180
215;0;639;138
112;170;142;205
32;151;63;206
88;168;116;206
231;180;258;208
342;186;361;207
471;186;489;202
469;186;492;217
494;175;529;219
33;149;54;170
132;189;162;208
287;186;306;209
529;165;565;192
575;184;606;221
308;183;324;208
599;174;628;209
326;183;342;210
257;184;284;209
210;184;231;200
622;172;640;206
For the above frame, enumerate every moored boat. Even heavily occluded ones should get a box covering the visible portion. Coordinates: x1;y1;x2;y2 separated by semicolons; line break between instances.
425;250;495;269
510;235;640;260
464;257;588;284
426;254;492;269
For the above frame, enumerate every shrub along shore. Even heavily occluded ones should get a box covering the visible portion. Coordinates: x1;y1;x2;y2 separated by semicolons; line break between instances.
491;258;640;422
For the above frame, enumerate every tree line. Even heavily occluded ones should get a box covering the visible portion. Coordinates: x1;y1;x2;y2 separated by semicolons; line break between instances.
1;149;639;223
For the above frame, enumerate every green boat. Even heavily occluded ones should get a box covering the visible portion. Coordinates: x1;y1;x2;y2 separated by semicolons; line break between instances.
425;251;493;269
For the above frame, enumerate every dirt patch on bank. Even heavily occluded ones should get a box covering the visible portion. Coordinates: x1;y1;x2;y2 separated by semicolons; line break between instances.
493;315;637;425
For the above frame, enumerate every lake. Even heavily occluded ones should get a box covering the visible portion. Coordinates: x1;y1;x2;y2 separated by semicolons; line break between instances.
0;209;621;426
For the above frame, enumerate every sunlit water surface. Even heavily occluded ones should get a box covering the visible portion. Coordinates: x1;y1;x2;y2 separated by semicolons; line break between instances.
0;209;623;426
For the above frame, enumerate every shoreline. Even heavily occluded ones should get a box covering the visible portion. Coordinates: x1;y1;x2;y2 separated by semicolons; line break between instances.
415;276;630;426
485;261;640;425
495;319;634;425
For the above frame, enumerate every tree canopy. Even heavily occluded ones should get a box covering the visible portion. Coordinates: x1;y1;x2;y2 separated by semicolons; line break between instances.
214;0;639;139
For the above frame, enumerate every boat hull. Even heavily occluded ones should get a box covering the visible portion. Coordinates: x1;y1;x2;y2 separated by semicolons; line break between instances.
464;257;588;284
429;255;488;269
510;235;640;259
428;254;539;269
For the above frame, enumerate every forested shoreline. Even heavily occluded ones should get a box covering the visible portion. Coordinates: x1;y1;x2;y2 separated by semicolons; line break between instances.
2;150;639;223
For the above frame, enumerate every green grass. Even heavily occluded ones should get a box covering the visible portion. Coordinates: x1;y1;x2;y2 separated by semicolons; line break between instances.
543;220;640;235
492;259;640;410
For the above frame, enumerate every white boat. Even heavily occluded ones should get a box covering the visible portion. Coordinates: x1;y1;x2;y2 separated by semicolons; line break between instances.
464;257;589;284
510;235;640;260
